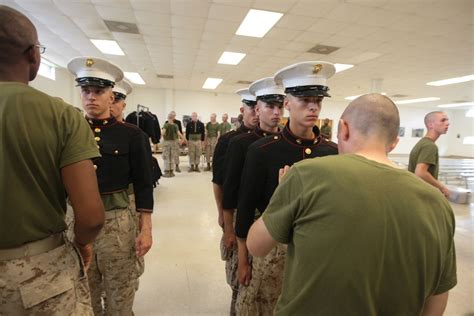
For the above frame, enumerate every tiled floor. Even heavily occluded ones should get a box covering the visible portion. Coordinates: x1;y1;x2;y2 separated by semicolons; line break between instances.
133;156;473;315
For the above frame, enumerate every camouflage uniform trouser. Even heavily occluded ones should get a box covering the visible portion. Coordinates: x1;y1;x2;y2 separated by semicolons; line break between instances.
163;140;179;171
88;208;139;316
188;140;202;166
236;244;287;316
220;236;239;316
0;234;93;315
173;140;181;165
128;194;145;288
205;137;218;164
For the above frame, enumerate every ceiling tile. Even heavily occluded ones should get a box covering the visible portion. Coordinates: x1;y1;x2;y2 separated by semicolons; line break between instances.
276;14;317;31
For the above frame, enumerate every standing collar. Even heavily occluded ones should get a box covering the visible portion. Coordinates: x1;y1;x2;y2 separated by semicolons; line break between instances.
282;125;319;146
238;124;253;133
255;125;279;138
86;116;117;126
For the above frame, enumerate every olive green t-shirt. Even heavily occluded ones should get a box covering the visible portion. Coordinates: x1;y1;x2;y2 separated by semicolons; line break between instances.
163;122;179;141
408;137;439;179
263;154;456;316
219;122;232;135
101;191;129;211
0;82;100;248
206;122;219;137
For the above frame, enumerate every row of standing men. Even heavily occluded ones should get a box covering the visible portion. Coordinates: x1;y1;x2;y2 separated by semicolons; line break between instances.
211;61;339;315
161;112;233;177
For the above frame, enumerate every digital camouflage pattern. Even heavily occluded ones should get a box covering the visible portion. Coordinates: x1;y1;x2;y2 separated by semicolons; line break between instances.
188;140;202;166
220;237;239;316
163;140;180;172
87;208;139;316
236;243;287;316
0;236;93;315
205;137;218;164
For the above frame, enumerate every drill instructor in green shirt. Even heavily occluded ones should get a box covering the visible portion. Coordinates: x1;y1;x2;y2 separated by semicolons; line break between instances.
248;94;456;316
0;5;104;314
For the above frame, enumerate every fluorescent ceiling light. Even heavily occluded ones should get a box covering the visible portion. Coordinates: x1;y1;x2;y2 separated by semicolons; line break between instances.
427;74;474;86
395;97;440;105
202;78;223;90
334;63;354;73
90;39;125;55
124;72;145;85
218;51;246;65
345;95;360;100
466;109;474;117
236;9;283;38
345;92;386;101
437;101;474;108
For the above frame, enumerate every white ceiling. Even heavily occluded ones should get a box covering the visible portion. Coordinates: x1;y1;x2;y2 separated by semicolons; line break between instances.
2;0;473;108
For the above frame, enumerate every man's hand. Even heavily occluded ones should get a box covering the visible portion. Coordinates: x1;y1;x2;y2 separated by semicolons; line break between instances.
74;242;93;270
279;165;291;183
136;212;153;257
440;186;450;199
218;213;224;229
223;229;236;251
135;229;152;257
238;256;252;286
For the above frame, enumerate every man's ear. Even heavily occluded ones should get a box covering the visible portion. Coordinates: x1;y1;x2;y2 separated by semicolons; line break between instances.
122;101;127;111
284;96;290;112
108;90;115;104
387;137;400;153
240;106;244;114
338;118;350;141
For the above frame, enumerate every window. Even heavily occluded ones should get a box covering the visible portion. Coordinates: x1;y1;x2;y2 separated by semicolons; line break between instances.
463;136;474;145
38;59;55;80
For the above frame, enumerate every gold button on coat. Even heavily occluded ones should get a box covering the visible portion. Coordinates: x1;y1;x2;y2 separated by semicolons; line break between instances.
93;165;98;170
94;136;101;142
94;128;101;133
114;150;119;154
305;148;312;155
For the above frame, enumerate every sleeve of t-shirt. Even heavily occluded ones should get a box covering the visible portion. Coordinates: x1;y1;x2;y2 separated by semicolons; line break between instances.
261;165;304;244
416;143;438;166
433;209;457;294
59;104;100;168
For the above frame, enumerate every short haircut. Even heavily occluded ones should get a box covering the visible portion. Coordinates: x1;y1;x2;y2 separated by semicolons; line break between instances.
424;111;444;128
342;94;400;145
0;5;37;62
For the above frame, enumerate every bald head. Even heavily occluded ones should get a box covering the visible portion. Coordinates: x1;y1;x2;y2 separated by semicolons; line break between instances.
0;5;37;63
424;111;444;128
342;94;400;145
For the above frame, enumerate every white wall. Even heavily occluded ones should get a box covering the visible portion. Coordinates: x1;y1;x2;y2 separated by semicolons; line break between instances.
30;67;82;107
28;67;472;157
446;109;474;157
125;88;240;124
